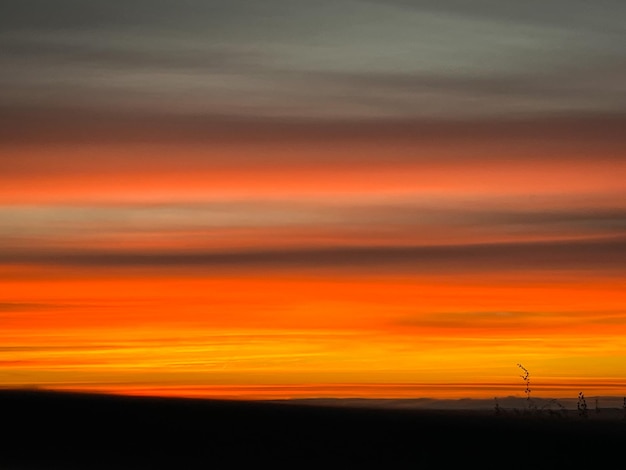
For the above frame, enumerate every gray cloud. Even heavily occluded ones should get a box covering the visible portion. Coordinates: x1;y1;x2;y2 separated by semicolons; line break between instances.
0;1;254;31
365;0;626;33
6;1;621;34
0;37;263;73
1;1;624;123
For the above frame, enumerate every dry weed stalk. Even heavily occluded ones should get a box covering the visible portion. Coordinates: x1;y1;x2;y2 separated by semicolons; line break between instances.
517;363;535;413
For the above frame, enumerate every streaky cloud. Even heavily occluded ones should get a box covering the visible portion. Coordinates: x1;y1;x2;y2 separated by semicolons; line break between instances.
3;237;625;272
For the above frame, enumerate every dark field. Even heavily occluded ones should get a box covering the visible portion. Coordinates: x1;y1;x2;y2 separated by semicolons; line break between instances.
0;390;624;469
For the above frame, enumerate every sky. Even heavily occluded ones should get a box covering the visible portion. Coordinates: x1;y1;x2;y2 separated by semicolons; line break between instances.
1;0;625;401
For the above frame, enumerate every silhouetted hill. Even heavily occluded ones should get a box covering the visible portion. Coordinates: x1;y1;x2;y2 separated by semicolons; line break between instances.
0;389;624;469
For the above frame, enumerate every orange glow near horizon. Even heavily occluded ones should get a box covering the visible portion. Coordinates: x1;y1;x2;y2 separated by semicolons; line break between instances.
3;268;626;400
1;136;625;402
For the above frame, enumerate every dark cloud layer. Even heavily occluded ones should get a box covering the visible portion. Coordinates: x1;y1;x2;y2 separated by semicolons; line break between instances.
1;106;625;146
3;238;625;273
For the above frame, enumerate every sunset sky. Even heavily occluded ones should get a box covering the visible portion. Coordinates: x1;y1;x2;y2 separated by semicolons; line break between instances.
1;1;625;401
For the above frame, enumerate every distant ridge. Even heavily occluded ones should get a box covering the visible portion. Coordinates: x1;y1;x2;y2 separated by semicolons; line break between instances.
271;395;626;412
0;388;624;469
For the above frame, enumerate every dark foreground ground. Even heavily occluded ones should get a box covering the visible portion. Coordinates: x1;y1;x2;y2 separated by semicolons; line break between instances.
0;390;624;469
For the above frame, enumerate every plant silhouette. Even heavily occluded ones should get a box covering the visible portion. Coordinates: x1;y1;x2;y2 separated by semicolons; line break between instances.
517;363;534;413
